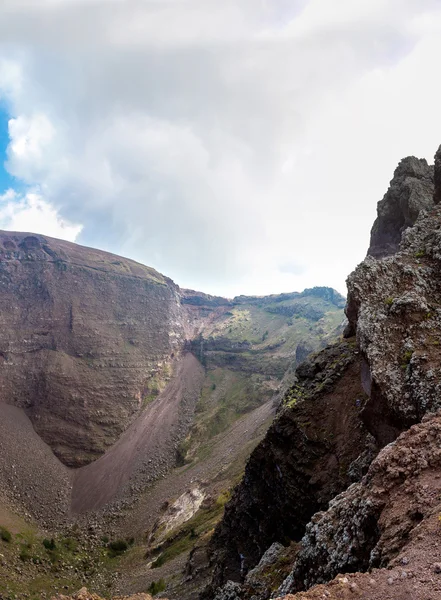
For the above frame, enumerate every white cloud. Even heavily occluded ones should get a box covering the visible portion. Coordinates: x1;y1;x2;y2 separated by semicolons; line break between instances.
0;189;82;241
0;0;440;296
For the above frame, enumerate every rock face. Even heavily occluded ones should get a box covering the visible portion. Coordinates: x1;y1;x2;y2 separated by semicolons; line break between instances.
278;412;441;594
205;148;441;600
367;156;434;258
204;341;372;594
0;231;183;467
346;202;441;440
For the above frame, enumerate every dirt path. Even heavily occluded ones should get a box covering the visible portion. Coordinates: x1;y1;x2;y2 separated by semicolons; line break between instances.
71;353;205;513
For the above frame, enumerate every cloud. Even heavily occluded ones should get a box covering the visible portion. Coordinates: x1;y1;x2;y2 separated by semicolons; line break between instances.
0;188;82;241
0;0;440;296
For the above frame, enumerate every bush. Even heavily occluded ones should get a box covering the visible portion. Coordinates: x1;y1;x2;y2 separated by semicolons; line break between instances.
149;579;166;596
108;539;128;557
43;538;56;551
0;527;12;543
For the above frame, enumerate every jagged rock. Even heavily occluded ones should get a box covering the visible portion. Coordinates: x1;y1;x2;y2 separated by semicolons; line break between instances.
207;149;441;600
204;341;371;594
434;145;441;205
367;156;434;258
346;204;441;443
213;581;243;600
247;542;285;578
277;411;441;594
242;542;285;599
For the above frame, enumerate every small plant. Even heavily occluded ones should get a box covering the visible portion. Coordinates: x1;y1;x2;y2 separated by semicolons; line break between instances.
101;535;109;546
401;350;413;369
216;490;231;507
211;383;216;391
43;538;56;551
385;297;394;307
108;539;128;557
148;579;166;596
415;249;426;258
0;526;12;543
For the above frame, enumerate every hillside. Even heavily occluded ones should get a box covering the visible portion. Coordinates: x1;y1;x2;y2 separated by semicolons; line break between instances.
0;231;344;598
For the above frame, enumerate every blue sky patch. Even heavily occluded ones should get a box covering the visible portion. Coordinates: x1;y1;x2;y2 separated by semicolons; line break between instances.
0;105;14;194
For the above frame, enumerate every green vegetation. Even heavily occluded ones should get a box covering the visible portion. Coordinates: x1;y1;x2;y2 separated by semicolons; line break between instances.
0;526;12;543
108;539;129;557
415;249;426;258
179;369;268;464
385;297;394;307
149;579;166;595
401;350;413;369
42;538;56;551
0;523;120;598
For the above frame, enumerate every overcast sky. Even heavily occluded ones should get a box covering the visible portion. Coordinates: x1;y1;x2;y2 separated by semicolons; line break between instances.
0;0;440;297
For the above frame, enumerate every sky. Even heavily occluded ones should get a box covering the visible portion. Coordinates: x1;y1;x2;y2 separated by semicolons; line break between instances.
0;0;441;298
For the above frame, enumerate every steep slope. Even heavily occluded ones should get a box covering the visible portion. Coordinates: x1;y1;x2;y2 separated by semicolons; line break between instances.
204;341;372;596
0;231;183;468
206;149;441;600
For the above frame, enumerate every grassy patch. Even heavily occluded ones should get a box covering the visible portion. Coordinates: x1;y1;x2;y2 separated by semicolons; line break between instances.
0;524;119;598
149;579;166;595
0;526;12;543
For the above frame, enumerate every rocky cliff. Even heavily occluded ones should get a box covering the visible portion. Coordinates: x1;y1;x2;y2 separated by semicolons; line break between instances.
367;156;434;259
204;341;373;595
205;147;441;600
0;231;184;467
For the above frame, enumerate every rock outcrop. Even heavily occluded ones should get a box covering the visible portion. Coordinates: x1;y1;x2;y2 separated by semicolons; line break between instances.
272;148;441;597
367;156;434;258
277;412;441;595
204;341;372;594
